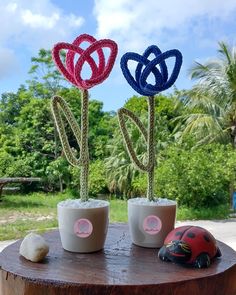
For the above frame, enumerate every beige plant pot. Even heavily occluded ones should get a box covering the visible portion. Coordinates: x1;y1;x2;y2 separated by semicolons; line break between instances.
128;198;176;248
57;199;109;253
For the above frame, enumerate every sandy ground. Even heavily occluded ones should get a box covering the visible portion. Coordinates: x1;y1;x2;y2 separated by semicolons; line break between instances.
176;219;236;251
0;219;236;252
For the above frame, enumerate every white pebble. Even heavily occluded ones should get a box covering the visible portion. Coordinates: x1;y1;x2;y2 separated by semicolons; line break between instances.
19;233;49;262
128;197;176;206
58;199;109;208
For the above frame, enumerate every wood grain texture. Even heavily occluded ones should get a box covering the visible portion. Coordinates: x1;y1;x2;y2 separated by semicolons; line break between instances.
0;223;236;295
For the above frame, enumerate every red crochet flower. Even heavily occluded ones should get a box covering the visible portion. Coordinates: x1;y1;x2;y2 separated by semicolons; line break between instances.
52;34;118;89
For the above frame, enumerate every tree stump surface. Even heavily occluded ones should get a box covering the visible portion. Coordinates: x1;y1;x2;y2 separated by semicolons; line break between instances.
0;223;236;295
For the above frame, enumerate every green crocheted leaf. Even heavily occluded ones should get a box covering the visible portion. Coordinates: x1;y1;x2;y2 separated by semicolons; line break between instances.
118;107;152;172
51;96;81;167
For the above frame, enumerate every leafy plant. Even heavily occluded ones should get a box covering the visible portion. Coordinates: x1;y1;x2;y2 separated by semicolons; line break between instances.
155;143;231;207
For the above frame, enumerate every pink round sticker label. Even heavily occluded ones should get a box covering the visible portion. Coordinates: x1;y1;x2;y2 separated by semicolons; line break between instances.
73;218;93;238
143;215;162;235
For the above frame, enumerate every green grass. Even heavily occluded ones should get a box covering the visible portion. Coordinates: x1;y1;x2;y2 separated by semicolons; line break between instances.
0;192;230;241
176;204;229;221
110;199;128;222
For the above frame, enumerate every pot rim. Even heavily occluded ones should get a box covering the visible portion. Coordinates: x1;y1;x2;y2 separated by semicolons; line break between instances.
57;199;110;210
128;197;177;207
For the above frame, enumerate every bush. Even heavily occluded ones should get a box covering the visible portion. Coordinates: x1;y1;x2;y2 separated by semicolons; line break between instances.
45;156;71;192
69;160;108;197
89;160;107;197
155;143;231;208
132;174;147;197
0;151;14;176
6;158;32;177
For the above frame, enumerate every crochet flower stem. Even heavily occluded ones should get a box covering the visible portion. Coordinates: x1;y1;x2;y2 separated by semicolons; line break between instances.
51;34;118;202
118;96;156;202
51;91;90;202
80;89;89;201
119;45;183;202
147;96;155;201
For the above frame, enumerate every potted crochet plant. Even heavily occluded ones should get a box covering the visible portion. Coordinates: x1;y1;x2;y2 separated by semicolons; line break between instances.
119;45;182;248
51;34;118;252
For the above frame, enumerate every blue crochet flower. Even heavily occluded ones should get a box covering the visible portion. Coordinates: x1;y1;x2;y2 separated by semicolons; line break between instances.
120;45;183;96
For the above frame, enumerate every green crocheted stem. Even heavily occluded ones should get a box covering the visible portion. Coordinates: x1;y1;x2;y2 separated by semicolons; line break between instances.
118;96;156;201
80;90;89;202
146;96;155;201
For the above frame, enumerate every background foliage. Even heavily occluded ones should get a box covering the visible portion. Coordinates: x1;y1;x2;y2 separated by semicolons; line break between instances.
1;43;235;210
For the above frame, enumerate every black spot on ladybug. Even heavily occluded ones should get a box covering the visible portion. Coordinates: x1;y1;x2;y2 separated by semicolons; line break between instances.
175;231;183;236
203;234;210;242
187;232;196;239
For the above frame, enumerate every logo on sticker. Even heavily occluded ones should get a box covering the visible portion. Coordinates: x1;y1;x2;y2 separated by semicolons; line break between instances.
74;218;93;238
143;215;162;235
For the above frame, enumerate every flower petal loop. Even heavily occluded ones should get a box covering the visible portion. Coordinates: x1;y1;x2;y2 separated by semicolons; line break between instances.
52;42;85;87
74;39;118;89
52;34;118;90
120;45;183;96
140;49;183;94
66;34;105;81
135;45;168;90
121;53;163;96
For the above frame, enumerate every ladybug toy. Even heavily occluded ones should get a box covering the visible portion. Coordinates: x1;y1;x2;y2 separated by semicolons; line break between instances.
158;226;221;268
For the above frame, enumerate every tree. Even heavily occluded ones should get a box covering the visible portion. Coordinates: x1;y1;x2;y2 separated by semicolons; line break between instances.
174;42;236;146
28;49;67;97
0;48;115;192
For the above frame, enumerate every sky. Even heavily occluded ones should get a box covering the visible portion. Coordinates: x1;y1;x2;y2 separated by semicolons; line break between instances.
0;0;236;111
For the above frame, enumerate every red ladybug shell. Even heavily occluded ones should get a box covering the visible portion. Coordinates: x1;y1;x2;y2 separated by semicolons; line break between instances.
164;226;218;264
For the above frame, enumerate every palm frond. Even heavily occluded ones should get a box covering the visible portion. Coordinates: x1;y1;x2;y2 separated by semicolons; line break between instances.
189;62;210;80
174;112;228;145
218;41;232;65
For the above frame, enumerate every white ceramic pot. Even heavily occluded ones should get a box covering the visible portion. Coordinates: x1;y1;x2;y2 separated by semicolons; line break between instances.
128;198;176;248
57;199;109;253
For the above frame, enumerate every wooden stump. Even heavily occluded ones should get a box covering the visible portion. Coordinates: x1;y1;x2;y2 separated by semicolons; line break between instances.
0;224;236;295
